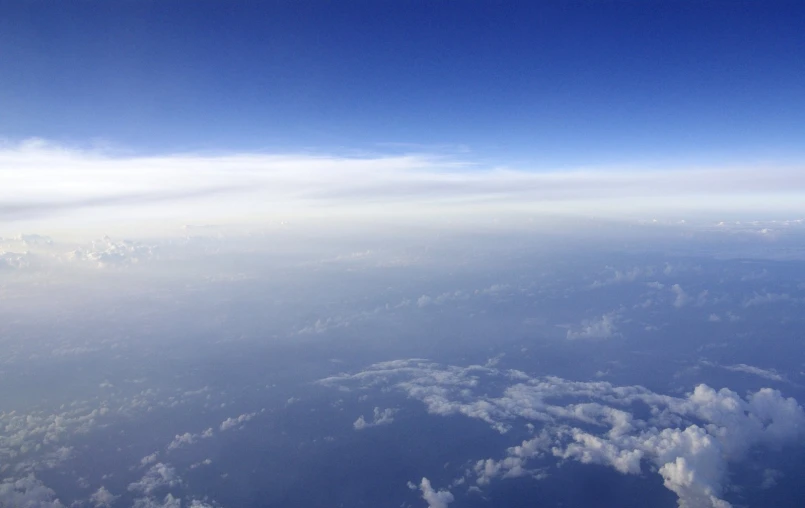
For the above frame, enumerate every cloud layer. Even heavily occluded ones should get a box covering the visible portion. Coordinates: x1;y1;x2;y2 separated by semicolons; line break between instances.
321;359;805;508
3;139;805;232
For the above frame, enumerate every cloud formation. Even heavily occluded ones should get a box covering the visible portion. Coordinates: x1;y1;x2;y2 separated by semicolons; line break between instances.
353;407;398;430
322;359;805;508
418;477;454;508
4;139;805;231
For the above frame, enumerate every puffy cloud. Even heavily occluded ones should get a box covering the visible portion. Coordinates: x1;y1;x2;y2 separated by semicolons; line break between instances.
671;284;690;307
90;486;118;507
353;407;398;430
67;236;156;268
323;359;805;508
167;428;214;451
167;432;196;450
418;477;454;508
132;494;182;508
566;312;618;340
0;475;64;508
743;292;795;307
127;463;181;495
140;452;159;466
220;412;257;431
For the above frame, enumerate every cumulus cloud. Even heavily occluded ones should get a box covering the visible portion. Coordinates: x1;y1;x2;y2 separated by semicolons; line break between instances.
132;494;182;508
140;452;159;467
90;486;118;507
0;474;64;508
671;284;690;307
418;477;454;508
220;412;257;431
127;463;181;495
322;359;805;508
167;428;214;451
566;312;618;340
67;236;156;267
353;407;398;430
743;292;794;307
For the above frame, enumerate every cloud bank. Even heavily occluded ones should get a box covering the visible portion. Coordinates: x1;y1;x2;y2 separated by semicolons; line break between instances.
322;359;805;508
3;139;805;233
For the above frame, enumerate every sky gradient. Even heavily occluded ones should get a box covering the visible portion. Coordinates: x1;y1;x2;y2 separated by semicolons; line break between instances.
2;1;804;166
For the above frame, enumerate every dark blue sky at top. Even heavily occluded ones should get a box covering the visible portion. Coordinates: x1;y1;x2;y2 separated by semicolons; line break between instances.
1;1;804;166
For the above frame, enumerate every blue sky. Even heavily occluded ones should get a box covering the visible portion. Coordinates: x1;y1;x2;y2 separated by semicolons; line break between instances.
2;1;804;166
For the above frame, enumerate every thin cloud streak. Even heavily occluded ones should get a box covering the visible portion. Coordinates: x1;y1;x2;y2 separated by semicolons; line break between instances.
2;140;804;227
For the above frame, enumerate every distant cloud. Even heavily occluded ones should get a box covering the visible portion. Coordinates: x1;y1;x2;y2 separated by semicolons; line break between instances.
90;486;118;508
671;284;690;307
418;478;454;508
127;463;181;495
220;412;257;431
722;363;785;382
353;407;397;430
3;139;805;231
323;359;805;508
0;474;64;508
566;312;618;340
743;292;794;307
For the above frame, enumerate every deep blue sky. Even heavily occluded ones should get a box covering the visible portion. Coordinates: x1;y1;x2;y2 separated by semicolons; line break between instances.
1;1;804;166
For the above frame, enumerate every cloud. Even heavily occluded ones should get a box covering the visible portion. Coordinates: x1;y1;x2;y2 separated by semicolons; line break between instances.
743;292;794;307
67;236;156;267
671;284;690;307
90;486;119;508
0;474;64;508
127;463;181;495
566;312;618;340
3;140;805;231
140;453;159;467
220;412;257;431
418;478;454;508
167;428;214;451
721;363;784;382
322;359;805;508
353;407;398;430
132;494;182;508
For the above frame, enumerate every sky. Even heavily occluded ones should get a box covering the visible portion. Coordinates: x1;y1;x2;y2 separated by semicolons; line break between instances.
2;1;805;234
2;1;804;165
4;5;805;508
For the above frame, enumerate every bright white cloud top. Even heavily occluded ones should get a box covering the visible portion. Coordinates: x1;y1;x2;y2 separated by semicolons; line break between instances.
3;139;805;235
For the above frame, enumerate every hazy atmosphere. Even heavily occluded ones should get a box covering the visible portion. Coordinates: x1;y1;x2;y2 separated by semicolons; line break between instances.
2;2;805;508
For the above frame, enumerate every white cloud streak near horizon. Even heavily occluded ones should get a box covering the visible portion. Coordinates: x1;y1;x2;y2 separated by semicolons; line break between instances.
3;139;805;233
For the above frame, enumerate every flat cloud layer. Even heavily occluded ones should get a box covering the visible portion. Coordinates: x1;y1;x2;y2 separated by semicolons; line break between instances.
321;359;805;508
3;139;805;233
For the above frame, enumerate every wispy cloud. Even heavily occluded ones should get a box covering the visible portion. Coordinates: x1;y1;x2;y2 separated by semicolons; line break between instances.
3;139;805;231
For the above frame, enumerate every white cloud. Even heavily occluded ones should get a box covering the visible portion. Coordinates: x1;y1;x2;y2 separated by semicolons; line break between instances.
167;428;214;451
566;312;618;340
220;412;257;431
418;477;454;508
90;486;118;508
167;432;196;450
4;140;805;234
140;452;159;467
671;284;690;307
132;494;182;508
323;359;805;508
0;475;64;508
127;463;181;495
353;407;398;430
743;292;794;307
722;363;784;382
